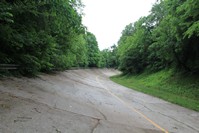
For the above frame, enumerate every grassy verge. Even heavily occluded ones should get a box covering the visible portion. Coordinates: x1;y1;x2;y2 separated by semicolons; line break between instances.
110;69;199;111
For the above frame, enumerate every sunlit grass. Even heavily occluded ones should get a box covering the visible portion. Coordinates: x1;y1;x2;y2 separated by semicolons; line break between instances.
111;70;199;111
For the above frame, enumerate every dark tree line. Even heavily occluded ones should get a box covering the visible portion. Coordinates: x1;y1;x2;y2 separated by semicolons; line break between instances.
0;0;101;75
1;0;198;76
115;0;199;74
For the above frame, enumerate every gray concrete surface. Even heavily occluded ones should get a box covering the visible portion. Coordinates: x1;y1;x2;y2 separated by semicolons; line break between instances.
0;69;198;133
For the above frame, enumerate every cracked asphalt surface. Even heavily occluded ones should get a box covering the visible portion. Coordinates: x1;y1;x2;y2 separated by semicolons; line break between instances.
0;69;199;133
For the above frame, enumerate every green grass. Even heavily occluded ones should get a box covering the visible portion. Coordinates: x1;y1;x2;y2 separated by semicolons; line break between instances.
110;69;199;111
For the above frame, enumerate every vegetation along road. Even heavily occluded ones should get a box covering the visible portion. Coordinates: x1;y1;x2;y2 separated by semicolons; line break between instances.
0;69;199;133
0;0;199;133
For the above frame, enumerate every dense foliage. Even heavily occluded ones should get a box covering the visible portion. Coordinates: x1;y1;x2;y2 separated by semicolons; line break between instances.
116;0;199;74
86;32;100;67
1;0;198;76
100;44;118;68
0;0;100;75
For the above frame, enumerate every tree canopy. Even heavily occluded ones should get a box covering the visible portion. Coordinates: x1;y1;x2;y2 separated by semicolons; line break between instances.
116;0;199;74
0;0;101;75
1;0;198;76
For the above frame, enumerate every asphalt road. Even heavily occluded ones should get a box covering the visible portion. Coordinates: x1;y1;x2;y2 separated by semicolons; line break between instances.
0;69;199;133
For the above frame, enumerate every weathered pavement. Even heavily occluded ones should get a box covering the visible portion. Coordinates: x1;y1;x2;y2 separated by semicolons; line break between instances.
0;69;199;133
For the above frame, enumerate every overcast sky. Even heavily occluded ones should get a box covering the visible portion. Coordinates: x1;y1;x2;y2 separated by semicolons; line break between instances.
81;0;157;50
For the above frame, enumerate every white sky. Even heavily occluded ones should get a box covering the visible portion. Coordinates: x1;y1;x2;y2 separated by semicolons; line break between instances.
82;0;157;50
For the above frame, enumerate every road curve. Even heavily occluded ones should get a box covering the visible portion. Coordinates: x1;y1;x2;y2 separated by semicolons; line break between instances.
0;69;199;133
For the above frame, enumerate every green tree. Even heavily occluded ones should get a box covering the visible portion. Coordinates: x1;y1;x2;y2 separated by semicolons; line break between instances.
0;0;88;75
86;32;100;67
117;0;199;74
99;44;118;68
